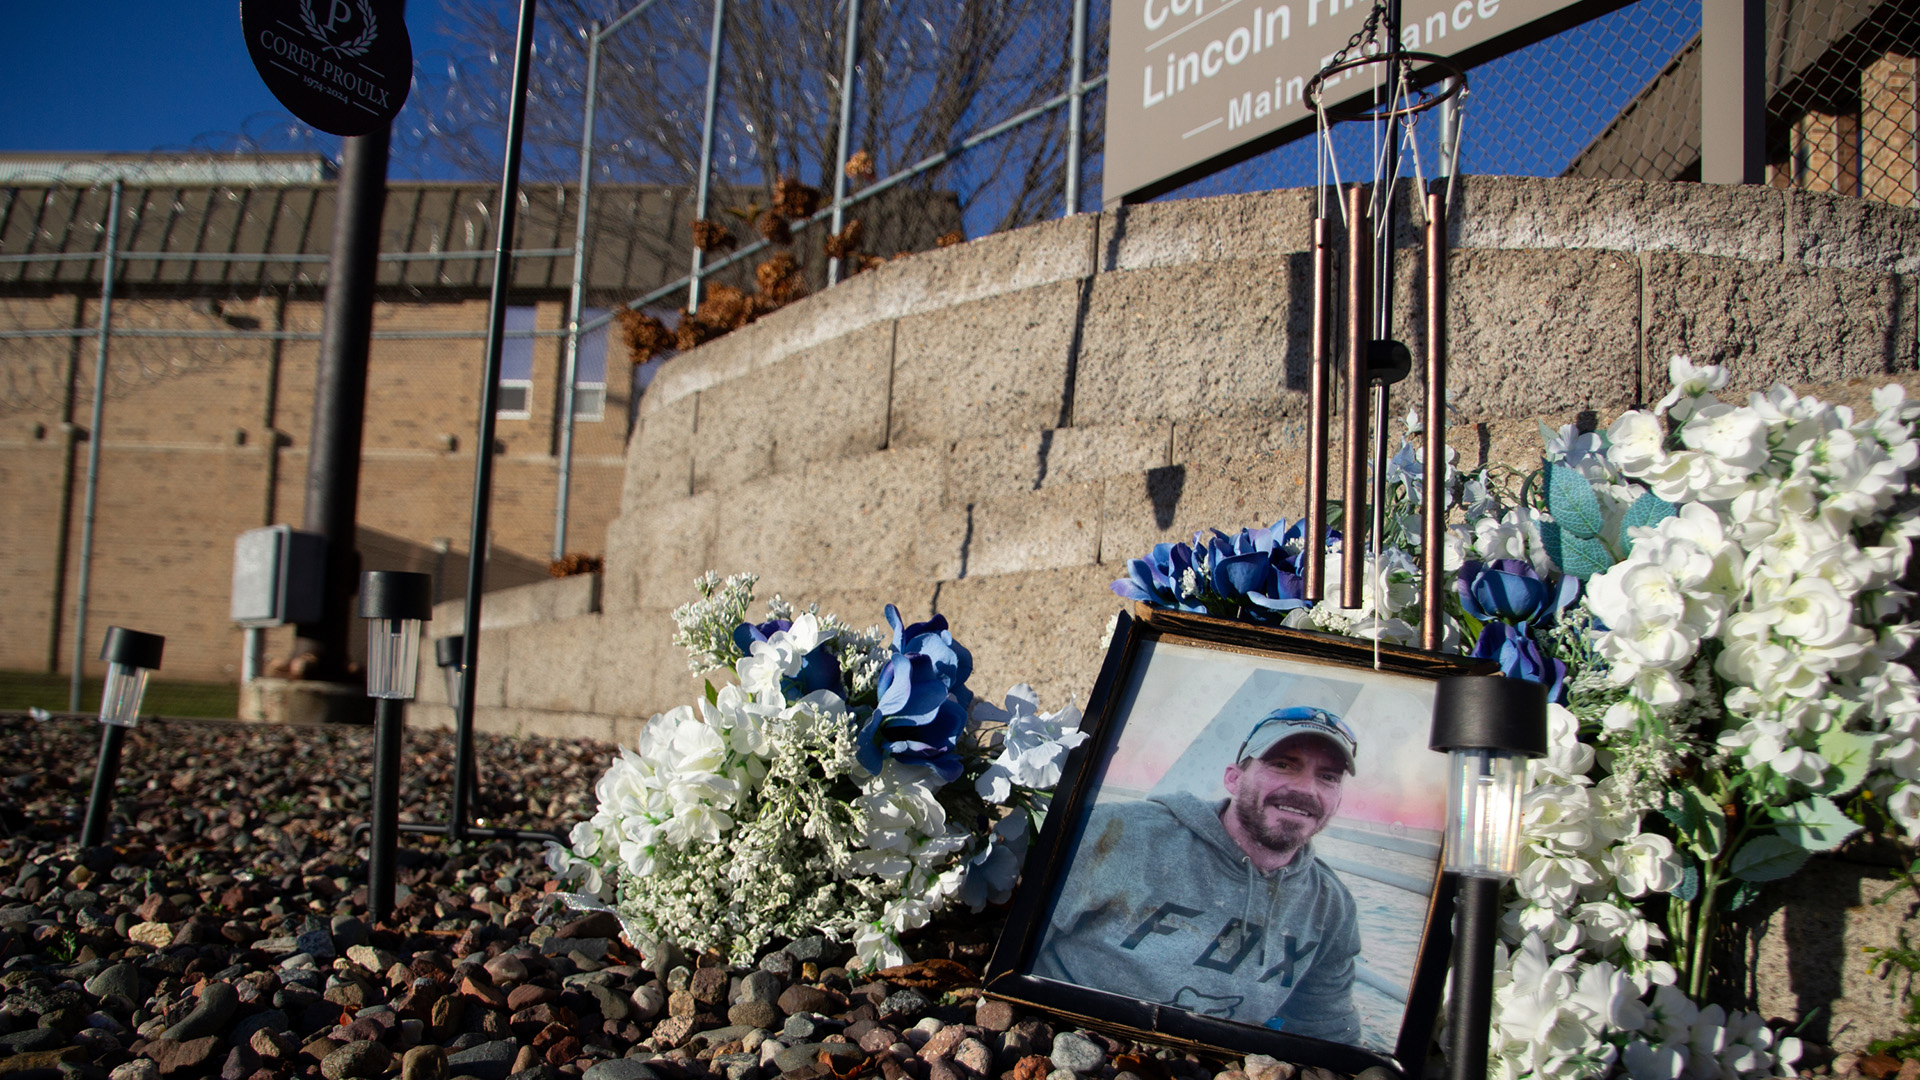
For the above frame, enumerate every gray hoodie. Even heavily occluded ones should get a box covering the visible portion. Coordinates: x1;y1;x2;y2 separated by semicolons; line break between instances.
1032;791;1361;1045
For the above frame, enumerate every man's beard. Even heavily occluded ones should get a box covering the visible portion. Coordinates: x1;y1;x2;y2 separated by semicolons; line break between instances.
1232;791;1326;855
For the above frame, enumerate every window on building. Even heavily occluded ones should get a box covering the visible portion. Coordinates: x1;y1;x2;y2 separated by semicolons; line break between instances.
495;305;536;419
570;308;609;421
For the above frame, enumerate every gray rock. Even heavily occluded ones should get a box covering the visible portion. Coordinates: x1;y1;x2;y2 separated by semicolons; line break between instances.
783;936;839;965
108;1061;158;1080
772;1043;867;1075
727;1002;781;1031
295;928;336;961
505;1069;563;1080
880;989;931;1022
446;1039;519;1080
0;1029;62;1053
162;982;237;1042
1049;1033;1104;1074
322;1040;393;1080
954;1039;993;1076
782;1013;843;1042
712;1053;761;1080
735;970;783;1006
580;1060;662;1080
1353;1068;1397;1080
83;964;142;1003
401;1046;448;1080
585;983;629;1021
756;952;795;981
231;1010;291;1044
628;985;665;1021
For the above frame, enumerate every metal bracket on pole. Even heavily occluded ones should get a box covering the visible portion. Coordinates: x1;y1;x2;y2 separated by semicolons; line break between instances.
687;0;726;311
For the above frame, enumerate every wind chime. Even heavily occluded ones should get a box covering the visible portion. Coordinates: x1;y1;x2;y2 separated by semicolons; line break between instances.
1295;0;1466;651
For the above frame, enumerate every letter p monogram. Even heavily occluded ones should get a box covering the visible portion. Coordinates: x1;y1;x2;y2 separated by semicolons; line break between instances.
327;0;355;32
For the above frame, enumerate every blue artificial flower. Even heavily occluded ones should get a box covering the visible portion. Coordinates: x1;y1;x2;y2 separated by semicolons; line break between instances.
1204;520;1312;620
853;606;976;780
733;616;843;699
732;617;793;655
1455;559;1579;627
1111;542;1205;611
860;652;969;781
1471;621;1568;704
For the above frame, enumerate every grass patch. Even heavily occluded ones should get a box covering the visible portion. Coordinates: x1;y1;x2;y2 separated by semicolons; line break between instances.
0;669;239;719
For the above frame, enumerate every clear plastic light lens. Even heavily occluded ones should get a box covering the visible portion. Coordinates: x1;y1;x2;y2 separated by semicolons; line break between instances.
1444;748;1528;878
366;617;422;699
442;665;464;708
100;664;151;728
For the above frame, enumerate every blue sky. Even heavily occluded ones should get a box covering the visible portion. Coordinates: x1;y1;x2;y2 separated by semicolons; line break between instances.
0;2;474;158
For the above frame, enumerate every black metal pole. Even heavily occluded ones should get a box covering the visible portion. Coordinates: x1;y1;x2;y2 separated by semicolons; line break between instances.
80;724;126;848
1448;874;1501;1080
454;0;540;841
295;128;392;683
369;696;404;921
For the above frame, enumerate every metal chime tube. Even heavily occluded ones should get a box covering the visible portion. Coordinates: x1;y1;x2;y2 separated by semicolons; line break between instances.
1342;186;1372;610
1305;217;1335;602
1422;187;1449;650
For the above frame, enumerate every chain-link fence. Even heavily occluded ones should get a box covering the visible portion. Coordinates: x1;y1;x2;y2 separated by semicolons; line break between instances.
1156;0;1916;207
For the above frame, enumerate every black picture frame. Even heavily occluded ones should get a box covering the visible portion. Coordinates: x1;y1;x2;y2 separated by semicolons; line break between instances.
985;605;1491;1076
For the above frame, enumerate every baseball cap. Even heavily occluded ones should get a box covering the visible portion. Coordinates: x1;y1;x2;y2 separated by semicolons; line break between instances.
1236;706;1358;775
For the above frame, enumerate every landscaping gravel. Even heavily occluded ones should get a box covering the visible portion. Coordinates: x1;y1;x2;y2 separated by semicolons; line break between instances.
0;715;1309;1080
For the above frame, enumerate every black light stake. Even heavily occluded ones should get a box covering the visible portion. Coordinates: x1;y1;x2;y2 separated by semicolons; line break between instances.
1431;675;1549;1080
80;627;165;848
359;571;433;924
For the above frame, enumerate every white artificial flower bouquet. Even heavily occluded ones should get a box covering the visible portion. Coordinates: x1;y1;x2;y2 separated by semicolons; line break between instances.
1112;358;1920;1080
549;572;1086;970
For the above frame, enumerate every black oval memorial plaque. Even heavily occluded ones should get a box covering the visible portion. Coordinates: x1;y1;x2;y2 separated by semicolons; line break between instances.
241;0;412;137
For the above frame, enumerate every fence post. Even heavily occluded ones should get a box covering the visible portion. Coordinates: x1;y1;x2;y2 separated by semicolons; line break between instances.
555;20;603;561
827;0;862;285
1701;0;1765;184
69;180;124;713
687;0;726;311
1065;0;1088;216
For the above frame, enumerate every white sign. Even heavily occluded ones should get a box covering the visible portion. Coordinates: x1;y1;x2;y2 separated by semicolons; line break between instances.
1103;0;1604;204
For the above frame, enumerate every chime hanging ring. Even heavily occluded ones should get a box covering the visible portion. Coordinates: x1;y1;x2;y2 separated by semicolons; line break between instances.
1304;51;1468;120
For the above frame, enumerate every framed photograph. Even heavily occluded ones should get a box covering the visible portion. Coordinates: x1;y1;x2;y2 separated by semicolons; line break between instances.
985;606;1489;1076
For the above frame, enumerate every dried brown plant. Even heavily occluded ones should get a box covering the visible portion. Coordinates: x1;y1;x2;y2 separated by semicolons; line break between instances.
823;219;865;261
690;218;737;252
756;210;793;246
615;309;674;363
548;553;605;577
756;252;807;305
936;229;965;248
773;176;823;220
844;149;877;182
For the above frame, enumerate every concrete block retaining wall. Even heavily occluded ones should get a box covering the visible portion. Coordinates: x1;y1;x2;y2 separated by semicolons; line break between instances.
426;175;1920;744
405;176;1920;1045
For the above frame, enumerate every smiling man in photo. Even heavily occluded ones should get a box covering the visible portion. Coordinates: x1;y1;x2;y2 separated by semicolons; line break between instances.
1034;705;1362;1044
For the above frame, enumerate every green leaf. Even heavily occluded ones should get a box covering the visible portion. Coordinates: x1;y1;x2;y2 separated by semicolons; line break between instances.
1815;729;1875;798
1618;492;1678;554
1730;835;1812;883
1728;880;1764;911
1673;859;1701;902
1684;788;1728;860
705;680;720;706
1774;796;1863;853
1540;522;1616;578
1545;463;1606;538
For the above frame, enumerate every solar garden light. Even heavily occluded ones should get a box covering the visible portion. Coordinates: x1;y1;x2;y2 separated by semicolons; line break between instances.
1430;674;1548;1080
359;570;432;923
434;634;465;710
80;627;165;848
